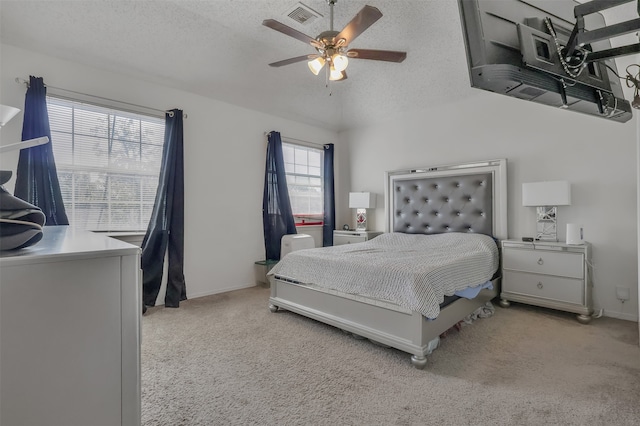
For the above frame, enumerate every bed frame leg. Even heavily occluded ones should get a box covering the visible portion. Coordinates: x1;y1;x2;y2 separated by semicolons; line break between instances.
410;355;428;369
576;314;592;324
269;304;279;313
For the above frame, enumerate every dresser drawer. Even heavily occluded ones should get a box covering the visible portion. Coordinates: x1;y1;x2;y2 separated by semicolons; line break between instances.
333;234;367;245
503;248;583;278
503;270;584;305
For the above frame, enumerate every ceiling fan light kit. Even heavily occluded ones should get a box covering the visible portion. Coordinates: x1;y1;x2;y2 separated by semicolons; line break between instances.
263;0;406;83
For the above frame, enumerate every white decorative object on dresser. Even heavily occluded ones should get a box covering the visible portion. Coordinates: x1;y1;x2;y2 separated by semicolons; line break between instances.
0;226;141;426
333;230;382;245
500;239;593;324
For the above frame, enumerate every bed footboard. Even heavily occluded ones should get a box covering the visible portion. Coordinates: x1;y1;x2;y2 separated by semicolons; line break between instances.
268;276;499;369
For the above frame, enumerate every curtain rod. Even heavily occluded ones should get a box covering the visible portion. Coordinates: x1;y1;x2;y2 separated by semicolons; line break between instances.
264;131;327;149
15;77;187;119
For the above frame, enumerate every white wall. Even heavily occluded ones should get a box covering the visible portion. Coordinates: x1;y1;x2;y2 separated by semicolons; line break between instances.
0;44;347;302
3;43;637;322
341;87;639;321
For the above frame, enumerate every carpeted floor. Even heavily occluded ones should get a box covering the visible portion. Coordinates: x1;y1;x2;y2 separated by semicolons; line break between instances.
141;286;640;425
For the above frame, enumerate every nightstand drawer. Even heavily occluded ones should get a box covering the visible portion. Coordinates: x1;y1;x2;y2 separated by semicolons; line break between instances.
503;270;583;305
503;248;583;278
334;234;367;245
333;231;381;246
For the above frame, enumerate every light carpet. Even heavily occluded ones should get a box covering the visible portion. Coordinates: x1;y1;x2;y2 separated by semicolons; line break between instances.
142;286;640;425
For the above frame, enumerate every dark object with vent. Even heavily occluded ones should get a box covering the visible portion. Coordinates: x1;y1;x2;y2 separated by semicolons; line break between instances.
458;0;634;123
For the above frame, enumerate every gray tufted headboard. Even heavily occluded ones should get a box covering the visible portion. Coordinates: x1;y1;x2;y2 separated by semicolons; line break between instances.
385;159;508;240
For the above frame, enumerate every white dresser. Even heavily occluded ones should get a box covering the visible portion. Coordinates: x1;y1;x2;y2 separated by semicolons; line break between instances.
0;226;141;426
500;239;593;323
333;230;382;245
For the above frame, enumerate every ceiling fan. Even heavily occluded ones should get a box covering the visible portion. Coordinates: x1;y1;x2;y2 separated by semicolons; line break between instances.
263;0;407;81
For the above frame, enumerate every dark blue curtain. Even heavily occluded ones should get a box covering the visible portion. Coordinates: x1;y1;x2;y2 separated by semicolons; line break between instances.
322;143;335;246
263;131;296;261
14;76;69;226
141;109;185;309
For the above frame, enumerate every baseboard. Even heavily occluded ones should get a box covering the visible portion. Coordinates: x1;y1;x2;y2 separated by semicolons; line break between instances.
603;309;638;322
186;283;256;301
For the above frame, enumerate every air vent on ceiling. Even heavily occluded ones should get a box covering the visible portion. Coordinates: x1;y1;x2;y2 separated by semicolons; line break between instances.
285;2;322;25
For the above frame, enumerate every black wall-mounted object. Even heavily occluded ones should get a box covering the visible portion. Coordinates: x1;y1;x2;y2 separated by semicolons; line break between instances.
457;0;634;123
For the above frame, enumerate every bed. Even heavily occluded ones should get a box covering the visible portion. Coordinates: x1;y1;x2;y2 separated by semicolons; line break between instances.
268;159;508;369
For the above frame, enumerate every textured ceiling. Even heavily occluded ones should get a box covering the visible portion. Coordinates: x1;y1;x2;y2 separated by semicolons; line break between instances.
0;0;637;131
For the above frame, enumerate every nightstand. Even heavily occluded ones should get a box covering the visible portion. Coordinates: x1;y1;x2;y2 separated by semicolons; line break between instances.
500;239;593;323
333;230;382;245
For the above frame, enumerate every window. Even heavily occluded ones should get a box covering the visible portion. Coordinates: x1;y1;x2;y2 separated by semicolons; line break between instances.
282;142;324;225
47;97;164;231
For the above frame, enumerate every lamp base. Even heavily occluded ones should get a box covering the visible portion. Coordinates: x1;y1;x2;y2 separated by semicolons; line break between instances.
355;208;368;231
535;206;558;241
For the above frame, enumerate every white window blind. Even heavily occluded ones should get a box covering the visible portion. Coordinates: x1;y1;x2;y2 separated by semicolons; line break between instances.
47;96;164;231
282;142;323;224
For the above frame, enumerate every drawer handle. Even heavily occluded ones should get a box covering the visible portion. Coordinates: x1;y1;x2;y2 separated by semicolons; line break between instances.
537;282;543;289
537;258;544;265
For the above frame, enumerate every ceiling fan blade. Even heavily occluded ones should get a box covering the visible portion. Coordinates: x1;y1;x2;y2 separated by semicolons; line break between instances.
346;49;407;62
334;5;383;46
268;54;318;67
262;19;322;48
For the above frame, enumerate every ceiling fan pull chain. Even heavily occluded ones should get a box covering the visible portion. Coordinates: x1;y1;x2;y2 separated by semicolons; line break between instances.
325;65;333;96
325;65;331;94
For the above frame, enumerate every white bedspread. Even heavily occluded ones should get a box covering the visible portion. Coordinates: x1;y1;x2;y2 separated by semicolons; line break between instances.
268;232;499;319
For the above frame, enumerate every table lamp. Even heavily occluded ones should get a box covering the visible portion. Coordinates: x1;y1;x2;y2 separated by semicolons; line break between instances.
522;180;571;241
349;192;376;231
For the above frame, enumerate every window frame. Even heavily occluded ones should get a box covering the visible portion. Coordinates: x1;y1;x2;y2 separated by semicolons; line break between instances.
47;95;164;232
281;140;325;227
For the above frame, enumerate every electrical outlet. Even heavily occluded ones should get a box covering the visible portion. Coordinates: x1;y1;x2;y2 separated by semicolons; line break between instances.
616;286;630;301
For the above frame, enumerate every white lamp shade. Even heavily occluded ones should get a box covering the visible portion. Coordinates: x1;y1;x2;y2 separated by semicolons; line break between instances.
308;57;326;75
522;181;571;206
0;105;21;127
329;65;346;81
349;192;376;209
332;53;348;72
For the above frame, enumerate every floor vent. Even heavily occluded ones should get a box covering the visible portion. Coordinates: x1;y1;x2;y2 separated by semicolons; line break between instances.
285;2;322;25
